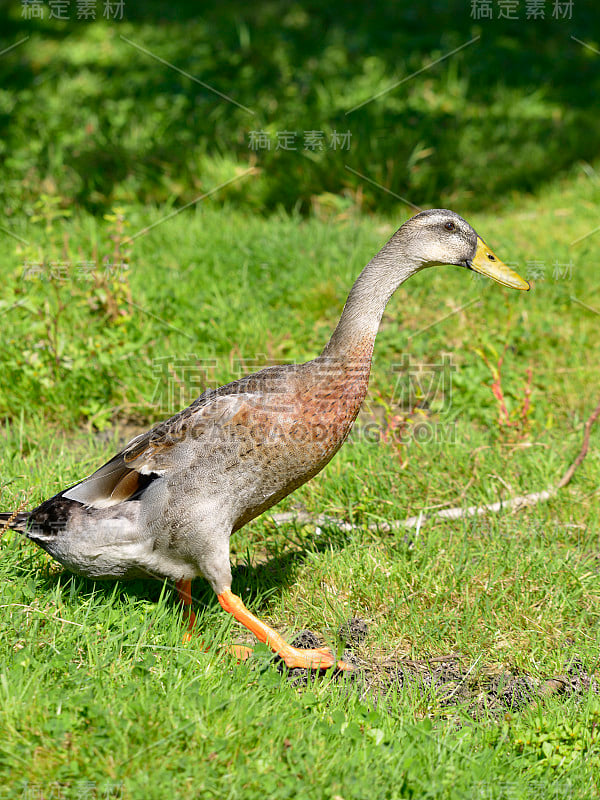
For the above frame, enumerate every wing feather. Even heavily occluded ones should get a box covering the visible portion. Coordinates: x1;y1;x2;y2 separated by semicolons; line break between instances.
62;390;257;509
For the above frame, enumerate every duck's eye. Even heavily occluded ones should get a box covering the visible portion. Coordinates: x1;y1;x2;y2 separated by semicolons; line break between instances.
444;221;456;231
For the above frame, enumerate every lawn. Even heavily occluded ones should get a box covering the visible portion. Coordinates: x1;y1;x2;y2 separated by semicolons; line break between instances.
1;171;599;798
1;3;600;799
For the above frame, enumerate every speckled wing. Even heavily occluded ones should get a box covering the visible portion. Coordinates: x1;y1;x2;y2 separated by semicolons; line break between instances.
63;388;258;509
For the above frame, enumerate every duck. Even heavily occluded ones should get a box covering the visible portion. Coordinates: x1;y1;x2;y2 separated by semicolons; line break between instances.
0;209;529;671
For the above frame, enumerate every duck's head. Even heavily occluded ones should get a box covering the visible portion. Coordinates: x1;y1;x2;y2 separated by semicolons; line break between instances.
398;209;530;290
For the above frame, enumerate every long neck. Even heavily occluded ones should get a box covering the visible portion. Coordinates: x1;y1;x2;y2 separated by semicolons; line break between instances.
321;239;422;360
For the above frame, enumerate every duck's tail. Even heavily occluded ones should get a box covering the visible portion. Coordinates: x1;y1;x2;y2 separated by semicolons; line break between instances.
0;510;30;533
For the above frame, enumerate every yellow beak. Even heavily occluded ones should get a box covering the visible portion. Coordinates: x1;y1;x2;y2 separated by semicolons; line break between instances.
468;237;530;291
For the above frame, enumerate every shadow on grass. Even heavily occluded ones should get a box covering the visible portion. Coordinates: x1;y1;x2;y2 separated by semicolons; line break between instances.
24;519;355;614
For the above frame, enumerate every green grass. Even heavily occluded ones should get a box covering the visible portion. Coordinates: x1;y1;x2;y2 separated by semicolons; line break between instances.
2;4;600;795
1;1;599;217
1;164;600;798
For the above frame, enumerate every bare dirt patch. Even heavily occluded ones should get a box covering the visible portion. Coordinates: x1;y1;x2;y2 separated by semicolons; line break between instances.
283;618;598;717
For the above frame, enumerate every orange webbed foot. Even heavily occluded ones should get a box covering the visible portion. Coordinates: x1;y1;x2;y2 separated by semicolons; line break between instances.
279;644;352;671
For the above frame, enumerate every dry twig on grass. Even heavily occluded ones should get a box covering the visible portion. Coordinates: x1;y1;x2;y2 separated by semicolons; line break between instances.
271;395;600;533
557;396;600;489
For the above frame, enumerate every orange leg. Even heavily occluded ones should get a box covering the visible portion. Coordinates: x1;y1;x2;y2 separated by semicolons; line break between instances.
217;589;351;671
175;579;253;660
176;578;197;633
